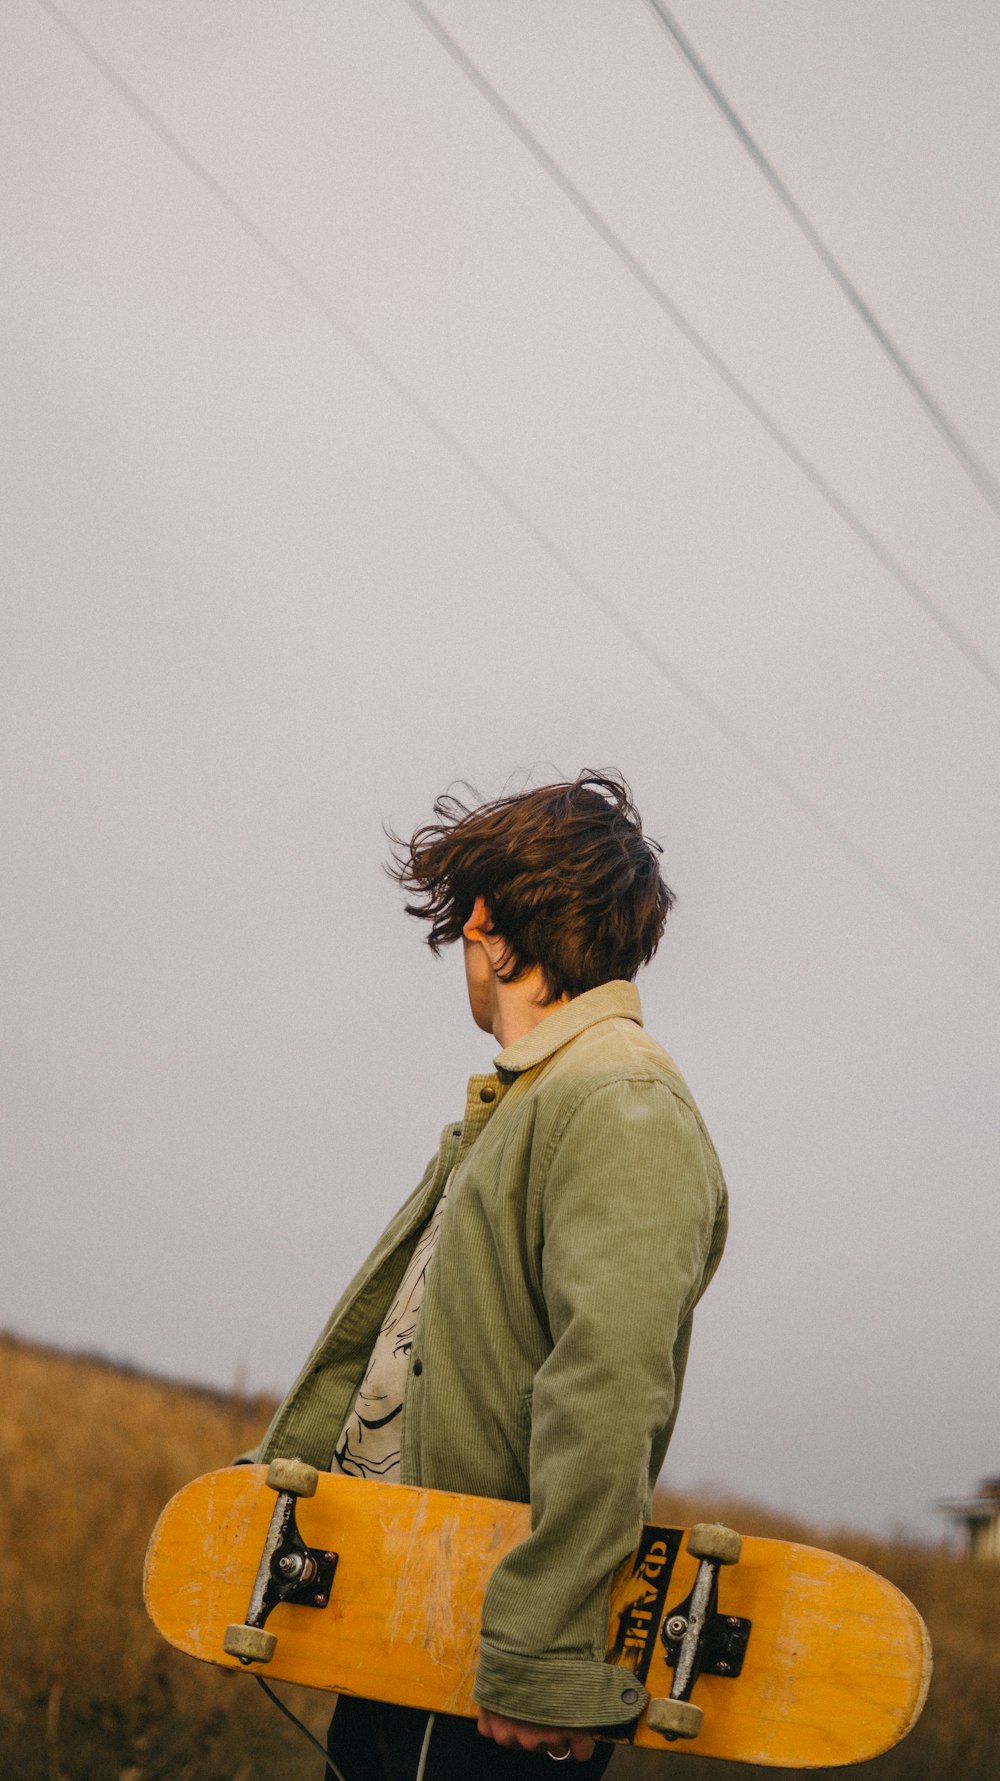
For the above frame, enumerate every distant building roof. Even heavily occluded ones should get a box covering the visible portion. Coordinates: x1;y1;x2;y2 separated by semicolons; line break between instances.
936;1476;1000;1522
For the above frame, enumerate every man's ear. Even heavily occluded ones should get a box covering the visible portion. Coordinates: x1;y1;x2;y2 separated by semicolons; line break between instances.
462;895;492;943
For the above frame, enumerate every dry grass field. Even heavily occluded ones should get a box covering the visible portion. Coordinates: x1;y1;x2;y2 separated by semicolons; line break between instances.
1;1331;997;1779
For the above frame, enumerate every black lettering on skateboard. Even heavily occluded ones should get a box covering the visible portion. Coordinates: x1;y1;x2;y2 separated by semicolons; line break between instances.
607;1527;682;1691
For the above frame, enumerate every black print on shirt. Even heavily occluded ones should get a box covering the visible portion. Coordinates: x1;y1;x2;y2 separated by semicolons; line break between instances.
333;1187;449;1481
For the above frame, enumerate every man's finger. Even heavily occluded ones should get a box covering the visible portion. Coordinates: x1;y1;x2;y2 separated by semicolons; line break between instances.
541;1730;595;1760
477;1707;596;1758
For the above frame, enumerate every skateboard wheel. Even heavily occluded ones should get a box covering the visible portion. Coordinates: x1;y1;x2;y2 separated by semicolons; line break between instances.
266;1457;319;1497
646;1697;703;1739
223;1623;277;1663
687;1522;742;1564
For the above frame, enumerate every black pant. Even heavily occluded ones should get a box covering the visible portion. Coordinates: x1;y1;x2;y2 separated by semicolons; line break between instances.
325;1696;615;1780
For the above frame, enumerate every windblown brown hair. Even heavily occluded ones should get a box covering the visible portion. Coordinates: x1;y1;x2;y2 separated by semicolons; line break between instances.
387;771;673;1001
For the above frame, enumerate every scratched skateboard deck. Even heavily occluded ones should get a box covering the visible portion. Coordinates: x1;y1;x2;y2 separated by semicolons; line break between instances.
144;1465;930;1767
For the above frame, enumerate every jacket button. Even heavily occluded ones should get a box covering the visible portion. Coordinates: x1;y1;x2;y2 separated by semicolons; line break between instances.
621;1688;639;1704
479;1086;496;1103
412;1359;423;1376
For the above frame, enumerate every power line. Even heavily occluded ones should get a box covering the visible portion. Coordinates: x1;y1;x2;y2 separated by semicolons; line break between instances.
641;0;1000;523
400;0;1000;700
31;0;1000;994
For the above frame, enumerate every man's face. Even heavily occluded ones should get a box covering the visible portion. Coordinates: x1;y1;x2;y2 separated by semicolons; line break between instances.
461;895;500;1036
462;930;496;1035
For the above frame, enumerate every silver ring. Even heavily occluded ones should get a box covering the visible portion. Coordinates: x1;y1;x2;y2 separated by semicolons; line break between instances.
547;1748;572;1762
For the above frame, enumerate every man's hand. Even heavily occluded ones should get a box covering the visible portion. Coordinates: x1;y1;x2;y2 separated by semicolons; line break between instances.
477;1707;595;1761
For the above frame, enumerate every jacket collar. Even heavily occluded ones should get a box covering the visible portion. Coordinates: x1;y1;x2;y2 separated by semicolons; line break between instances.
494;980;643;1077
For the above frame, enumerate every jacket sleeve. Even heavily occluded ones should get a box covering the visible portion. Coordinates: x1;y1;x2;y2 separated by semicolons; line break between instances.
474;1076;725;1728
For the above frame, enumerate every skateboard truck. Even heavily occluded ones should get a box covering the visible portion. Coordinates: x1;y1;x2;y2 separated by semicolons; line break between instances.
223;1459;338;1665
646;1523;751;1742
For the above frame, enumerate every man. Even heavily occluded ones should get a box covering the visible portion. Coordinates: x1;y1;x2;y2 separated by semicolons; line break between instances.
248;772;728;1777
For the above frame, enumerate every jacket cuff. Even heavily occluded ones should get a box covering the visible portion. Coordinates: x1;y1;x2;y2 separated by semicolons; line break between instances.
474;1639;648;1728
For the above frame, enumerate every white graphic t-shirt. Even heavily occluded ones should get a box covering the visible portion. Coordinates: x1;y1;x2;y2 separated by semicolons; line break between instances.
331;1173;452;1481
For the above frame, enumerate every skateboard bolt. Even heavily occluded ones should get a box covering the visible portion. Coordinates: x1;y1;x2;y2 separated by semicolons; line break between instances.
728;1617;740;1628
314;1594;327;1607
665;1616;688;1640
279;1555;304;1579
717;1661;731;1674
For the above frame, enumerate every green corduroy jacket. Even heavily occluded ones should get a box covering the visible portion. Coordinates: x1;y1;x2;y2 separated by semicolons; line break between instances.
248;981;728;1728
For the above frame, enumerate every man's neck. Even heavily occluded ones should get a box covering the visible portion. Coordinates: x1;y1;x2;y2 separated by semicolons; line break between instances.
490;972;569;1050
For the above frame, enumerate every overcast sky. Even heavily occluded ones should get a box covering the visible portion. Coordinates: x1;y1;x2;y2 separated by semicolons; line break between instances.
3;0;999;1542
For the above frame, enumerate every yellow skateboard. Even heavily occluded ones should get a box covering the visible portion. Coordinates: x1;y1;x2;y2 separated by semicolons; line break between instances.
144;1461;930;1767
